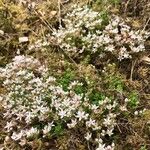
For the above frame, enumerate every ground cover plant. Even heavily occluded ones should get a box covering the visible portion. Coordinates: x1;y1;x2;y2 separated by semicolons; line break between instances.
0;0;150;150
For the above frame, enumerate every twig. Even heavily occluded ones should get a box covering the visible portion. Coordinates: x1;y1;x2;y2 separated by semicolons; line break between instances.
116;123;122;133
87;141;91;150
60;48;78;67
130;59;137;81
58;0;62;27
62;0;70;4
34;10;54;32
124;0;131;15
142;17;150;32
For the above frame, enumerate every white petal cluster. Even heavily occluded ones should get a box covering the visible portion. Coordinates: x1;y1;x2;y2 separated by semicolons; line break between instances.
52;5;149;60
0;55;132;149
0;55;83;142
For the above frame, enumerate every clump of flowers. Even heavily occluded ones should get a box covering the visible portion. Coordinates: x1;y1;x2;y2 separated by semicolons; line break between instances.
0;55;138;149
52;5;149;60
0;55;82;143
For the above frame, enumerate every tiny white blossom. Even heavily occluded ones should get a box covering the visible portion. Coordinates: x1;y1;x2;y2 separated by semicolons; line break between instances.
85;132;92;141
103;117;112;126
58;109;67;119
76;111;89;121
26;127;39;138
4;121;15;132
86;118;96;127
95;138;103;144
0;30;4;35
96;143;105;150
134;111;139;116
43;122;54;135
106;128;114;136
120;105;127;111
11;131;25;141
67;119;77;128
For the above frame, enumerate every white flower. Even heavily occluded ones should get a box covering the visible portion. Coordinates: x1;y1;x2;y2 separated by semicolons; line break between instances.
58;109;67;119
106;104;113;110
95;138;103;144
106;128;114;136
25;112;34;124
19;138;27;146
67;119;77;128
76;111;89;121
134;111;138;116
96;143;105;150
11;131;25;141
43;122;54;135
4;121;15;132
16;112;24;121
85;132;92;141
93;124;101;131
101;130;106;136
103;117;112;126
106;45;115;52
26;127;39;138
91;104;99;110
105;145;113;150
4;136;10;142
86;118;96;127
125;98;129;102
120;105;127;111
0;30;4;35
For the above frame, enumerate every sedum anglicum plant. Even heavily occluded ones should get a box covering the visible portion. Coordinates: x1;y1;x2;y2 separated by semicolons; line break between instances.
52;5;149;60
0;55;134;149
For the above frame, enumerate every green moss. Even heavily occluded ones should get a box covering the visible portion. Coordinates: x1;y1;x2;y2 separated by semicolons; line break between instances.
128;91;139;109
108;76;124;92
89;90;105;105
53;123;64;136
57;69;75;91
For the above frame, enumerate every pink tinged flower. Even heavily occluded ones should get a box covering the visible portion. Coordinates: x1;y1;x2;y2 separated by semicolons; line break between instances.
58;109;67;119
86;118;96;127
105;145;113;150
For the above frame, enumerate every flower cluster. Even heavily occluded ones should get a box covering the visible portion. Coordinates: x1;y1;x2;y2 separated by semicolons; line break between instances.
52;5;149;60
0;55;82;142
0;55;133;149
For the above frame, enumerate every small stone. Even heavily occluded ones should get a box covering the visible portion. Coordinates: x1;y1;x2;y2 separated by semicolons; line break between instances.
19;37;29;43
